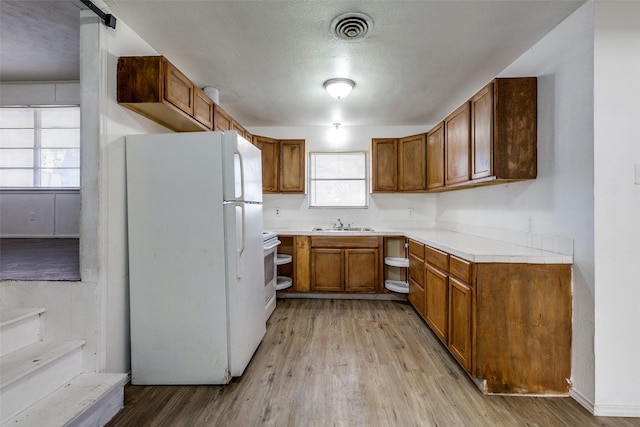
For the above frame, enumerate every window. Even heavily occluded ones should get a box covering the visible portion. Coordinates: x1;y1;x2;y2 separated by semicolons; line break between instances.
0;106;80;188
309;152;368;208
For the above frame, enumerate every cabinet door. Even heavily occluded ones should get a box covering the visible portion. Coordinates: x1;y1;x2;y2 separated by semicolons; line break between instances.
213;104;233;131
445;102;471;186
311;249;343;291
254;136;279;194
279;140;305;193
409;253;426;317
398;134;426;192
193;88;213;129
425;264;448;342
471;82;494;180
371;139;398;192
231;121;246;137
426;122;445;190
164;60;194;115
449;277;472;372
345;249;379;292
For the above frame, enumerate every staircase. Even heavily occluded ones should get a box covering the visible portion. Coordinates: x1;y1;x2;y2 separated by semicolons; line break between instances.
0;306;128;426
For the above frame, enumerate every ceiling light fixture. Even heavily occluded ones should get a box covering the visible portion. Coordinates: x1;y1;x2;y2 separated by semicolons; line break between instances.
323;78;355;99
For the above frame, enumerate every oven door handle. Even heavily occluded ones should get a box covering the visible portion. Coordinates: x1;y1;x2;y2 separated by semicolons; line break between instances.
263;240;282;251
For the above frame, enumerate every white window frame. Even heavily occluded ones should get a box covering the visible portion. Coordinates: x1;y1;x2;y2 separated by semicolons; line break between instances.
308;151;369;209
0;106;80;188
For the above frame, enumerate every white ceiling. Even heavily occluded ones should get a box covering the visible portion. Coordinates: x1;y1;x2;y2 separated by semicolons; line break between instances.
1;1;584;127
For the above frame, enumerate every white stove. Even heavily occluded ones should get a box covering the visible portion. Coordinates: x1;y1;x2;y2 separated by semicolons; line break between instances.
262;231;280;320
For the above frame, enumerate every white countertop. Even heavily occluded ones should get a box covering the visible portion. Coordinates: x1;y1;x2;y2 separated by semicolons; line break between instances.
270;228;573;264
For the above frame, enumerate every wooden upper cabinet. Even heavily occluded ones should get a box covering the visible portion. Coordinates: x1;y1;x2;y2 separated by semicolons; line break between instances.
492;78;537;180
371;138;398;192
164;61;194;116
426;122;445;190
254;137;305;194
117;56;209;131
471;83;493;180
254;136;279;193
193;88;213;129
231;121;245;136
398;134;426;192
445;102;471;186
280;140;305;193
213;104;233;131
372;136;426;193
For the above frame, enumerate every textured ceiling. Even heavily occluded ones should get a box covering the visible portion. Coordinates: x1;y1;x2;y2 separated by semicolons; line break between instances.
1;0;585;127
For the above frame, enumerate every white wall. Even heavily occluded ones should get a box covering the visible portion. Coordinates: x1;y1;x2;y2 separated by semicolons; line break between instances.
82;11;168;373
592;2;640;417
0;190;80;237
435;2;597;407
250;125;437;231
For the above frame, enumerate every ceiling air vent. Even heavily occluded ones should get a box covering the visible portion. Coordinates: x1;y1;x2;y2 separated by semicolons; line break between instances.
331;12;372;40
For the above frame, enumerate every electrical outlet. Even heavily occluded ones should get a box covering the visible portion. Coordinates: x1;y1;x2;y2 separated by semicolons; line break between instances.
408;208;414;218
527;216;535;232
275;208;281;217
29;212;36;221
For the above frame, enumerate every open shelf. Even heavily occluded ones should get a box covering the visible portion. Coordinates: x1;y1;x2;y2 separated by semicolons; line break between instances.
383;236;409;295
385;256;409;268
385;279;409;294
276;276;293;290
276;254;292;266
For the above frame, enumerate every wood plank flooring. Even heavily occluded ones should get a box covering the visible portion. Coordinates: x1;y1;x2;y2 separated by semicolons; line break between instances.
107;299;640;427
0;238;80;281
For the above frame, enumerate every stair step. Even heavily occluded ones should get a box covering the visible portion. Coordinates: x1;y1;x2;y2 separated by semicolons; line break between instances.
0;306;46;357
0;340;85;424
1;373;129;427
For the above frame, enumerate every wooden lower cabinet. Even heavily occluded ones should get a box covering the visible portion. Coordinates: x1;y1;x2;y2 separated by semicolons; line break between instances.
408;240;426;316
407;245;572;395
473;263;571;395
345;249;379;292
311;249;344;292
310;236;381;292
448;276;472;372
425;264;448;342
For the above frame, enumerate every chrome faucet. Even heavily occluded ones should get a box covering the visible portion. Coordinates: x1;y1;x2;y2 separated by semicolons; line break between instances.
334;218;344;230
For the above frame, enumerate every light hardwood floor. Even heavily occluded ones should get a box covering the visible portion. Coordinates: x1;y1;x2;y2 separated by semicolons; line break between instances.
107;299;640;426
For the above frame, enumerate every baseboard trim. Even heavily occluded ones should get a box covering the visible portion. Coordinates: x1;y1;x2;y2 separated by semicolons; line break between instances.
571;388;595;414
572;388;640;417
594;403;640;418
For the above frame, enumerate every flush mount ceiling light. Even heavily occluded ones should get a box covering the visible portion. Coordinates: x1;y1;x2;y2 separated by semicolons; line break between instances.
323;78;355;99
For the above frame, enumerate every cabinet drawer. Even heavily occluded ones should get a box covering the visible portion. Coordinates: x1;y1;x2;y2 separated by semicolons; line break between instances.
311;236;379;248
426;246;449;271
450;256;472;283
408;240;425;260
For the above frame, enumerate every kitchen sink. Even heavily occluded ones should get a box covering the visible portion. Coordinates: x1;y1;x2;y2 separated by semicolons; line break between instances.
312;227;375;232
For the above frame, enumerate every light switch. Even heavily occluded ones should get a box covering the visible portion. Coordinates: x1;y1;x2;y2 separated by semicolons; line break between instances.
636;164;640;185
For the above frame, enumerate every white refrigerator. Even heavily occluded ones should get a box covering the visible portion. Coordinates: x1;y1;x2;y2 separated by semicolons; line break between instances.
126;131;266;385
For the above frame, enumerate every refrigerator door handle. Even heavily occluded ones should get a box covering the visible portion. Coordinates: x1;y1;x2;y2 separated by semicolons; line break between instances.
235;202;246;279
235;147;245;202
